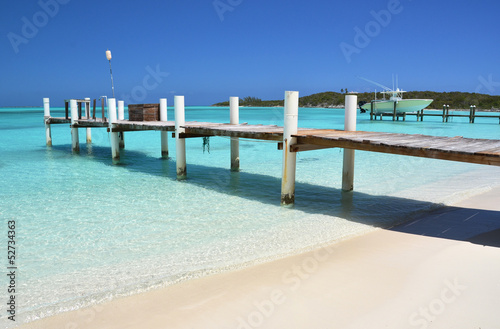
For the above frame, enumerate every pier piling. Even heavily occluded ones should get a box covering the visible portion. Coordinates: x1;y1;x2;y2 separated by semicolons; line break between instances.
108;98;120;162
281;91;299;205
160;98;169;158
70;100;80;153
117;100;125;148
175;96;187;179
85;98;92;143
43;98;52;147
230;96;240;171
342;94;357;192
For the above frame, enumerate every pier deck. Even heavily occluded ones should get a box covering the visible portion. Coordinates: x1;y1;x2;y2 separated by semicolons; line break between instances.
47;117;500;166
43;93;500;204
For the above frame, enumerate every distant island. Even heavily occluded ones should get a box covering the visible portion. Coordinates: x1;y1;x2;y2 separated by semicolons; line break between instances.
213;92;500;110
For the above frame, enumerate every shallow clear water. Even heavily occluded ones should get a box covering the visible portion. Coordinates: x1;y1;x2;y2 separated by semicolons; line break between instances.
1;106;499;325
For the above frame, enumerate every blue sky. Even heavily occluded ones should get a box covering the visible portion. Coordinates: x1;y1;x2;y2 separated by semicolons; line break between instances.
1;0;499;106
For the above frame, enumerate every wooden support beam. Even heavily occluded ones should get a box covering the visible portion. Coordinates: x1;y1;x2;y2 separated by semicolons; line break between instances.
281;91;299;205
177;132;213;139
230;96;240;171
277;142;334;152
342;94;357;192
291;144;335;152
160;98;169;158
78;102;82;120
85;98;91;143
108;99;120;163
101;98;105;121
117;100;125;148
175;96;187;179
43;98;52;146
70;100;79;153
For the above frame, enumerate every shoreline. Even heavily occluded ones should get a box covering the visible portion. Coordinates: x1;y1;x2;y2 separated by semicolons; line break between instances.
18;186;500;329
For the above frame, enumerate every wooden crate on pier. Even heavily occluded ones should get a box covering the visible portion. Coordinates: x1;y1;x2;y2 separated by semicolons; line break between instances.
128;103;160;121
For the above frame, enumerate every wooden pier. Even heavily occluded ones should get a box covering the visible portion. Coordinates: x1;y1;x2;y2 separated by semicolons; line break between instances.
369;102;500;123
43;94;500;205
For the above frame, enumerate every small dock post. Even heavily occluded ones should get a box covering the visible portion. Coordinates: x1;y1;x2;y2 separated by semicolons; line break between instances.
230;96;240;171
342;94;357;192
108;98;120;162
70;99;80;153
101;98;106;121
117;100;125;148
43;98;52;147
65;101;69;119
471;105;476;123
160;98;169;158
281;91;299;205
85;98;92;143
370;101;374;121
392;101;397;121
175;96;187;179
442;104;446;122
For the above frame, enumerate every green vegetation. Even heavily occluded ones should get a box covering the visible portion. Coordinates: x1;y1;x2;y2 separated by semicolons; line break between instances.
213;91;500;110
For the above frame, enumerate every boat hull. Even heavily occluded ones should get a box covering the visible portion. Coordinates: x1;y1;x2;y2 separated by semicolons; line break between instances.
361;99;433;113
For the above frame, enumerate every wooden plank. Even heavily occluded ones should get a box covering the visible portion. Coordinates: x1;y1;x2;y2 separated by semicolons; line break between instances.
178;133;213;138
47;117;71;124
73;121;109;128
294;134;500;166
291;144;336;152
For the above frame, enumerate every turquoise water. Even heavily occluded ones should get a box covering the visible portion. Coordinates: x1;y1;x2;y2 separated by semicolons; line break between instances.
1;106;500;325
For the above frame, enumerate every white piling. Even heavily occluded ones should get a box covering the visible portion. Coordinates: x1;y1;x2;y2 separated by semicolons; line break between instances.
160;98;169;158
342;94;357;192
281;91;299;205
70;99;79;153
84;98;92;143
108;98;120;162
175;96;186;178
43;98;52;146
230;96;240;171
117;100;125;148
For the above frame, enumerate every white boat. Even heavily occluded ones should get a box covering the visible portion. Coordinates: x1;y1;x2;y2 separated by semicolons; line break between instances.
359;77;433;114
361;89;433;114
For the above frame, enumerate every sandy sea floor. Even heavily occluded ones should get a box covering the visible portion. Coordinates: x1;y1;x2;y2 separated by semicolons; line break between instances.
17;187;500;329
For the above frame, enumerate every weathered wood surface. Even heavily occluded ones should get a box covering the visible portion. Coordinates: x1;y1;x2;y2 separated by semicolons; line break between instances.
47;117;107;126
294;129;500;166
128;104;160;121
45;117;500;166
46;117;71;124
112;120;176;131
184;123;289;141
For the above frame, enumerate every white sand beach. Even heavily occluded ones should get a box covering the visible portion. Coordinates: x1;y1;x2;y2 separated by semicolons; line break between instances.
19;187;500;329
